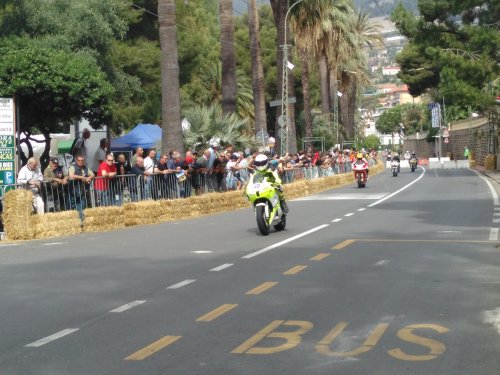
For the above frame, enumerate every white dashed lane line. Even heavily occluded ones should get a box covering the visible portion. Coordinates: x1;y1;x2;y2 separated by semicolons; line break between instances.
166;279;197;289
331;219;342;223
210;263;234;272
357;208;366;212
242;224;330;259
344;213;355;217
25;328;79;348
109;300;146;313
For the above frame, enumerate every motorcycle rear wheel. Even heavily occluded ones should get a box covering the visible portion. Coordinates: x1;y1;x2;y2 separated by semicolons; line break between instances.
256;205;270;235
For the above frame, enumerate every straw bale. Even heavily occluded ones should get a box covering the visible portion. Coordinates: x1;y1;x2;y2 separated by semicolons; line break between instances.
83;206;125;232
2;189;35;240
31;211;82;239
123;200;167;226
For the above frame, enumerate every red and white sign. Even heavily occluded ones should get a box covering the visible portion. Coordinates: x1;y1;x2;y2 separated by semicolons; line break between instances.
444;137;449;144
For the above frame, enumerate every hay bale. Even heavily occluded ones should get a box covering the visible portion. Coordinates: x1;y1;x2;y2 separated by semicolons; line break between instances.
123;200;167;226
2;189;35;240
83;206;125;232
485;154;496;170
31;211;82;239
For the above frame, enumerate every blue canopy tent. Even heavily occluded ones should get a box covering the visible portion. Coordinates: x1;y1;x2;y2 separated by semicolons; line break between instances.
110;124;162;151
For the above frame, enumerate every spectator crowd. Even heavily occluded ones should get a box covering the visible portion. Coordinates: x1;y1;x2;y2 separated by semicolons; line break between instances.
11;135;378;219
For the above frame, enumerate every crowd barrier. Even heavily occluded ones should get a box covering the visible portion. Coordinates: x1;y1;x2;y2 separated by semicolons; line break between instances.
1;160;384;241
1;163;367;215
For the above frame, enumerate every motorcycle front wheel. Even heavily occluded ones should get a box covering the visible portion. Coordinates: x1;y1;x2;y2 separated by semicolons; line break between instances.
256;205;270;235
357;173;362;188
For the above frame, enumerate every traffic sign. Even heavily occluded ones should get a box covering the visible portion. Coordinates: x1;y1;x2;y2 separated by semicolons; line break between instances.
444;137;449;144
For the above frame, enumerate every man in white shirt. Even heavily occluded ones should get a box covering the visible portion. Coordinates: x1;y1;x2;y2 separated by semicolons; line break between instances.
17;157;44;214
143;149;157;198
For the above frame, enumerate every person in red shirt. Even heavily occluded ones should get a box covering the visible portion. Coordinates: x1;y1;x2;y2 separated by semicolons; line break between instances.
95;153;117;206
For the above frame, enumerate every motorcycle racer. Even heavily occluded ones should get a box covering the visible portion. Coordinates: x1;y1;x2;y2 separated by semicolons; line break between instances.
253;154;289;213
352;152;369;179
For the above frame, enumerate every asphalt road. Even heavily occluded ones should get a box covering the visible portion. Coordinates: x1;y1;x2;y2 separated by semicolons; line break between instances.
0;165;499;374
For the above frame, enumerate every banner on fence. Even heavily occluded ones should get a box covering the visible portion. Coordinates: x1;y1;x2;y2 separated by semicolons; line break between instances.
0;98;16;187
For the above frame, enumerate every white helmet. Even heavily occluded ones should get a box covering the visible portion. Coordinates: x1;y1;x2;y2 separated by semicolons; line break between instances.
254;154;268;171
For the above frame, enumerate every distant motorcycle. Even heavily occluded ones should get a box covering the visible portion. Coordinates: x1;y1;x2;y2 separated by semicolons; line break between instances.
409;157;418;172
352;161;368;188
245;172;286;236
391;160;400;177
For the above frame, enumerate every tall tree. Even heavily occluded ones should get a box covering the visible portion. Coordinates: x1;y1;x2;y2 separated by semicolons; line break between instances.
247;0;267;136
339;10;382;138
289;0;330;143
219;0;237;114
158;0;184;153
392;1;499;112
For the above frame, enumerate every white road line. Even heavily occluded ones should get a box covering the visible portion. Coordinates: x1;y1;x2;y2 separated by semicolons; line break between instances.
210;263;233;272
242;224;329;259
109;300;146;313
193;250;213;254
331;219;342;223
374;260;390;266
166;279;197;289
357;208;366;212
26;328;79;348
493;219;500;224
471;169;500;206
43;242;64;246
489;228;498;241
368;167;426;207
344;213;354;217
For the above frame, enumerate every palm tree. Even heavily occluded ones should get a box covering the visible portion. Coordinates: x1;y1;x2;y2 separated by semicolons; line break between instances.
182;104;257;151
338;10;383;138
289;0;331;144
248;0;267;136
158;0;184;153
219;0;237;114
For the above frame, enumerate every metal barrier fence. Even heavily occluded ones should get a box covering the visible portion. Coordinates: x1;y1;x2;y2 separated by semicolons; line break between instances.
0;163;359;219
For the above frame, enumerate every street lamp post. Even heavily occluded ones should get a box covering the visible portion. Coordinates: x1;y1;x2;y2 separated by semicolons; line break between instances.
280;0;303;156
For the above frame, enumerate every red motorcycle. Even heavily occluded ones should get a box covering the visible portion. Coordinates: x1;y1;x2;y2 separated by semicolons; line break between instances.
352;161;368;188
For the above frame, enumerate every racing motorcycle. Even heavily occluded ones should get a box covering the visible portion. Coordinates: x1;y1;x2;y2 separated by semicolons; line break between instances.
352;161;368;188
409;158;418;172
391;159;400;177
245;172;286;236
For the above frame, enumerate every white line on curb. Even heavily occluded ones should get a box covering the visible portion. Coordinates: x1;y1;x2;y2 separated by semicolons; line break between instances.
242;224;330;259
26;328;79;348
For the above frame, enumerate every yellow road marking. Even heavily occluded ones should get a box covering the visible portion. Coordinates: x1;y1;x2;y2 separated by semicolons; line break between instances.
310;253;330;261
332;239;355;250
246;282;278;295
283;265;308;275
125;335;182;361
196;304;238;322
